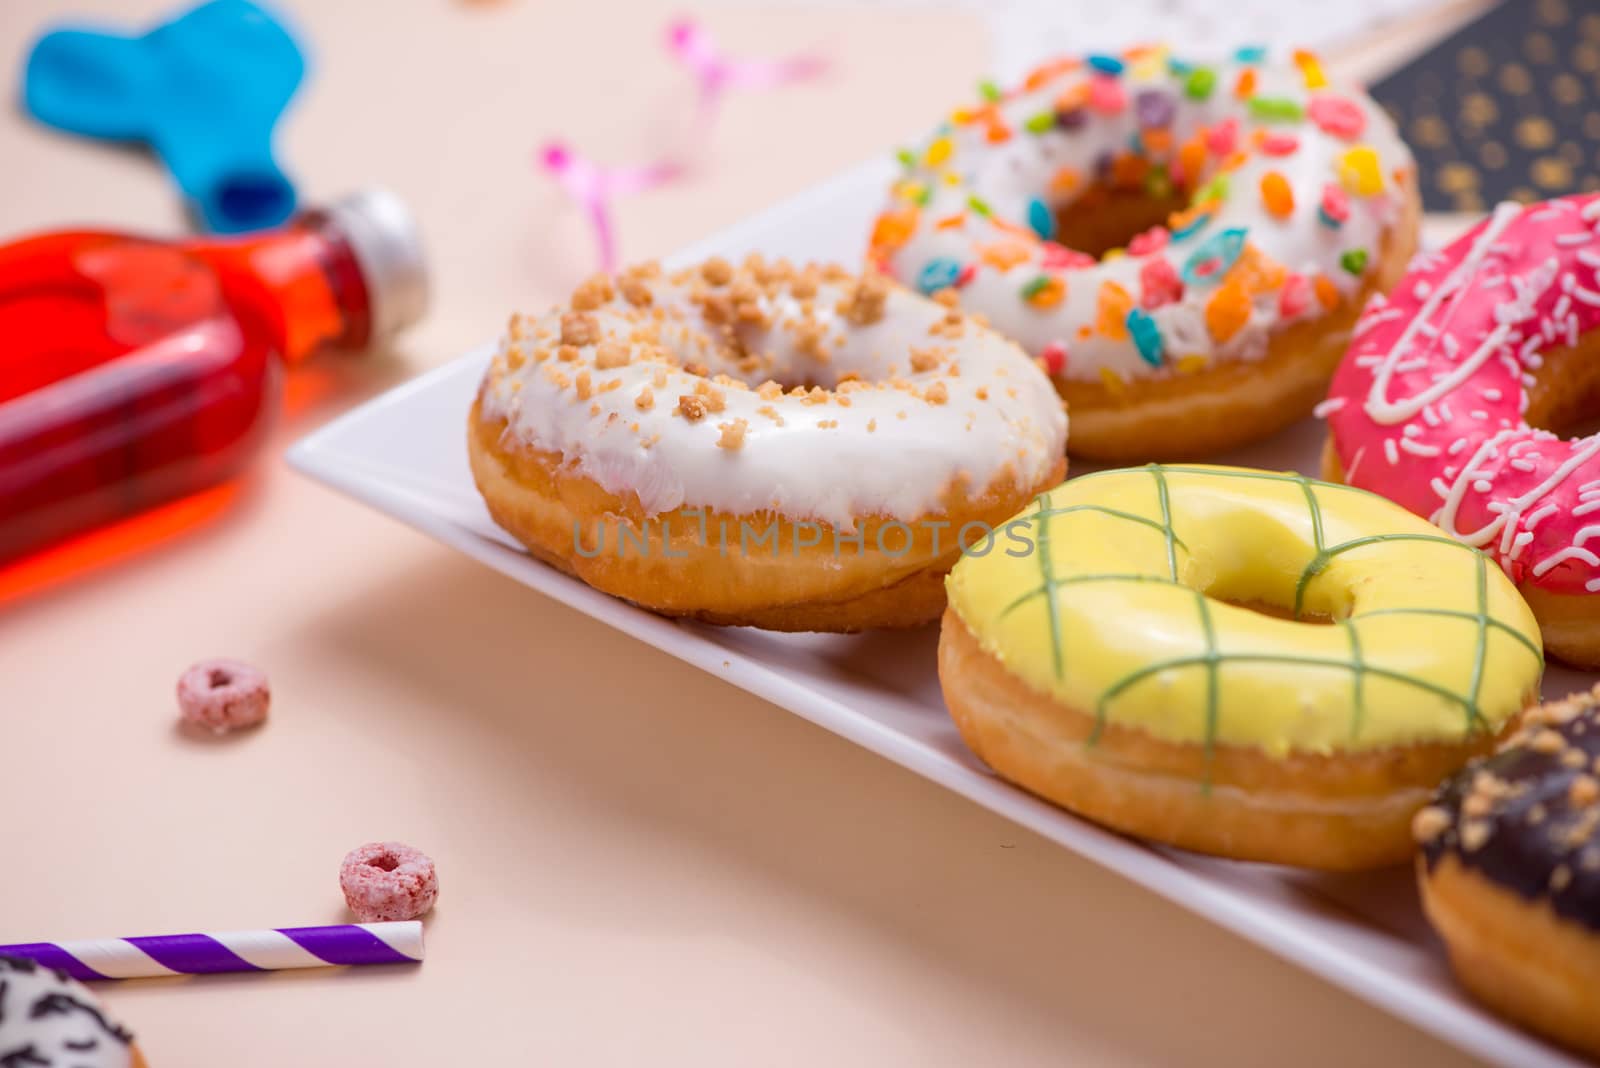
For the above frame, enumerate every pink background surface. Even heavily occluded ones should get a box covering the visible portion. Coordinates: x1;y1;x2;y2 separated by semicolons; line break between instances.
0;1;1487;1064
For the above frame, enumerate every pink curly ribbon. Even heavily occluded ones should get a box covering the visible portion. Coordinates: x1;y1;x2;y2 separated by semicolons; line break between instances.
540;18;825;272
538;143;680;273
665;17;826;116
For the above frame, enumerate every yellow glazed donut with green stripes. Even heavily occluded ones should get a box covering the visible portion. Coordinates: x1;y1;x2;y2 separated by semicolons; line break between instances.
938;464;1543;870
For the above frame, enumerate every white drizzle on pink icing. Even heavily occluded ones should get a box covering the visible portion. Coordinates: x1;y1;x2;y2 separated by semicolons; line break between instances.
1325;193;1600;595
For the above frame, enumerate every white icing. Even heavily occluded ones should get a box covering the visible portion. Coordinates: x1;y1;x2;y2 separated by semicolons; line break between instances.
0;957;134;1068
478;264;1068;527
881;49;1414;382
1365;202;1524;426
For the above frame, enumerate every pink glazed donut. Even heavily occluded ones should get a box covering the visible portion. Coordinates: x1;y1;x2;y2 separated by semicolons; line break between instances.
1322;193;1600;667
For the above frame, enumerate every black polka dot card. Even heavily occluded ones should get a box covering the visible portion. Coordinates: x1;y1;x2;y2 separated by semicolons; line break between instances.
1371;0;1600;213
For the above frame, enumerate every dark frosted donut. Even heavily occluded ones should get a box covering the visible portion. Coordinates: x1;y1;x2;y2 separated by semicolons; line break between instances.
1414;685;1600;1057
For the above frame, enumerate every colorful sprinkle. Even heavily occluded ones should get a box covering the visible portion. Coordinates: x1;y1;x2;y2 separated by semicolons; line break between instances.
1042;244;1096;270
1022;57;1077;91
1260;171;1294;217
1167;56;1192;76
1194;174;1230;205
1247;97;1304;123
870;208;918;251
1088;76;1126;114
925;136;953;167
954;262;978;288
1026;197;1056;240
1136;89;1177;127
1140;127;1173;155
1087;54;1125;75
1175;354;1209;374
1127;226;1170;256
978;79;1002;102
1313;274;1342;310
1138;257;1184;308
1182;226;1248;284
979;240;1031;270
1278;272;1311;318
1227;245;1286;295
1204;280;1252;343
1205;118;1238;157
1340;248;1369;275
1337;146;1384;196
1176;138;1208;185
1319;182;1350;227
1126;308;1164;366
1183;67;1217;101
1096;280;1134;338
1039;340;1067;376
1098;366;1128;398
1025;111;1055;134
1234;69;1257;98
967;193;994;216
917;257;964;294
1293;49;1328;90
1022;274;1066;308
1309;94;1366;140
1234;45;1267;64
1169;207;1213;242
895;147;916;170
1260;132;1299;156
934;213;966;230
1049;166;1082;194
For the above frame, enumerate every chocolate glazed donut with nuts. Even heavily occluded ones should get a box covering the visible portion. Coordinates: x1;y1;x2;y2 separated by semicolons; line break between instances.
1415;685;1600;1058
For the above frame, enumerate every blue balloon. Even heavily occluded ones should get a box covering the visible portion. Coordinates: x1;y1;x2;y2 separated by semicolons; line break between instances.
23;0;306;233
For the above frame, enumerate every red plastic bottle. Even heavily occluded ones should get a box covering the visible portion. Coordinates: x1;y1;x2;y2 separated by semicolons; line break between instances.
0;188;427;565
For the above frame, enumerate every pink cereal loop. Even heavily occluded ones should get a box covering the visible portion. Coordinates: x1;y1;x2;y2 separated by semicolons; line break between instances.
176;658;270;733
1324;193;1600;591
340;842;439;923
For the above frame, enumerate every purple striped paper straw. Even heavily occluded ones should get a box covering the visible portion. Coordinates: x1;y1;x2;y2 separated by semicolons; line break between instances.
0;921;423;981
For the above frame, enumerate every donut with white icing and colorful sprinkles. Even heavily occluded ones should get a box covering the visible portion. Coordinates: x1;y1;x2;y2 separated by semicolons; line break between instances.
870;45;1420;460
1322;193;1600;667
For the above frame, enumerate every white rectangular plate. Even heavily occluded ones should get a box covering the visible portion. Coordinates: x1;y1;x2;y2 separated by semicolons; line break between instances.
288;158;1593;1068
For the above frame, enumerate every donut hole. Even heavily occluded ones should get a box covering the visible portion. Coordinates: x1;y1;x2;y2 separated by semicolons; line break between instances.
1189;534;1348;625
367;852;401;873
1523;332;1600;439
207;668;233;688
1052;182;1190;259
1217;598;1335;625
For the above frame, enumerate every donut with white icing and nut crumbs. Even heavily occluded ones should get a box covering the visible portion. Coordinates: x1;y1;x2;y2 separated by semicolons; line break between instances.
871;45;1419;460
1416;685;1600;1058
469;257;1068;631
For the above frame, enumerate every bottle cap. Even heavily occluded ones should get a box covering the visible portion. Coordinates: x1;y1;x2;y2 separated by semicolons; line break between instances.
324;187;430;342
